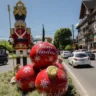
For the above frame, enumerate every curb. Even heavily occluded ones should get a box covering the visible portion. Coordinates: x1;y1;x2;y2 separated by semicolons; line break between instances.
62;61;89;96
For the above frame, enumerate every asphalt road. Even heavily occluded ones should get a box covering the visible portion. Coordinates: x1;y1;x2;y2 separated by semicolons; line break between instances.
63;59;96;96
0;58;31;73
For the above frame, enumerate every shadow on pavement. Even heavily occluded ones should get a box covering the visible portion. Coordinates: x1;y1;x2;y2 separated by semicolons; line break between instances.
91;59;96;61
75;65;94;69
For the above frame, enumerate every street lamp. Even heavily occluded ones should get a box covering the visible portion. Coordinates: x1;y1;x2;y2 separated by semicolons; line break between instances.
9;37;15;75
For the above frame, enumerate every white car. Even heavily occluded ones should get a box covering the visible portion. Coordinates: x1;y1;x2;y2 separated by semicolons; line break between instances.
61;51;71;58
68;52;91;67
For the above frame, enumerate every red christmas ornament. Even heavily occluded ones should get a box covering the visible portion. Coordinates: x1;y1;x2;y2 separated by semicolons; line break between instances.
30;42;58;69
35;66;68;96
54;63;67;74
16;64;36;92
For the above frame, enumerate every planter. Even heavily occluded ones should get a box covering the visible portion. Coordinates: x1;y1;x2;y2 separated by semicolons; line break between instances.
0;71;80;96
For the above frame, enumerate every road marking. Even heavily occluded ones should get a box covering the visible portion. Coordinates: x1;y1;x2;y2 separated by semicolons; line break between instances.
63;62;89;96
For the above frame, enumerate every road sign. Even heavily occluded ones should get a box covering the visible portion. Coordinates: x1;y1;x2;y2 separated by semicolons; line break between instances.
72;44;76;49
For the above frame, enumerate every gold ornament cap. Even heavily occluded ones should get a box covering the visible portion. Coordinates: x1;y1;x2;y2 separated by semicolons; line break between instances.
47;66;58;79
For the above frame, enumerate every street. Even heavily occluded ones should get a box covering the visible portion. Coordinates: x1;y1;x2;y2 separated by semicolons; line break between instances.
0;58;31;73
63;59;96;96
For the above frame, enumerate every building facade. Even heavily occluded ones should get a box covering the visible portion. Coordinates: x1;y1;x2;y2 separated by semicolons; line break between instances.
77;0;96;51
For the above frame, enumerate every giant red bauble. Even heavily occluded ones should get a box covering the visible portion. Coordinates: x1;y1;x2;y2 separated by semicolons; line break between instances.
30;42;58;69
54;63;67;74
16;64;36;92
35;66;68;96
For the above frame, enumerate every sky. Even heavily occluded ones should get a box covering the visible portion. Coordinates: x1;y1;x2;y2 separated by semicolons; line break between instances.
0;0;82;40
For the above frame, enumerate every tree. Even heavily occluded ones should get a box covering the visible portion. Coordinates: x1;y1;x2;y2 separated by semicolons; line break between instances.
0;40;13;51
54;28;72;49
65;45;72;51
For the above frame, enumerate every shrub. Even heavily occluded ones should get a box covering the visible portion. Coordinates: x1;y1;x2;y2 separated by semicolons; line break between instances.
65;45;72;51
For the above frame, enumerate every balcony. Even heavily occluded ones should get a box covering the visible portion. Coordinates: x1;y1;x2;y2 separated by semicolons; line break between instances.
77;15;88;29
78;33;84;40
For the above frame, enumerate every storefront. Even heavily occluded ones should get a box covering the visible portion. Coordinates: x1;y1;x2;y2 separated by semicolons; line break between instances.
93;34;96;49
78;39;86;49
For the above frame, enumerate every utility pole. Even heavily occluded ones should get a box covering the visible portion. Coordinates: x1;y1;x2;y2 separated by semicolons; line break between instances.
8;5;11;33
72;24;74;45
8;5;15;75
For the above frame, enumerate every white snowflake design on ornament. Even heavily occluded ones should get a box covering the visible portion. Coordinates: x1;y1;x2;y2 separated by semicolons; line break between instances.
35;56;40;62
17;80;22;88
29;81;35;88
61;73;65;79
23;66;31;73
40;79;49;88
49;57;53;62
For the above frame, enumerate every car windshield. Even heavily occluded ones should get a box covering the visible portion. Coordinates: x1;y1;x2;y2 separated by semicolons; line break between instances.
0;49;6;54
85;52;92;54
64;51;70;53
75;53;87;57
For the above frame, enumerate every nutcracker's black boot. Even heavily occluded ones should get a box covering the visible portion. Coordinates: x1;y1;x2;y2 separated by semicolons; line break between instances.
23;57;27;66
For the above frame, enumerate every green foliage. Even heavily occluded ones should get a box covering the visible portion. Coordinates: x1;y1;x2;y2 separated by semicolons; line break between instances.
65;76;80;96
0;71;22;96
54;28;72;49
0;40;13;51
65;45;72;51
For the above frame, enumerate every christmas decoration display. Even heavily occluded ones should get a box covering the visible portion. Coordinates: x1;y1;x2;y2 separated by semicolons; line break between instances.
15;42;68;95
16;64;36;92
9;0;68;95
35;66;68;96
30;42;58;69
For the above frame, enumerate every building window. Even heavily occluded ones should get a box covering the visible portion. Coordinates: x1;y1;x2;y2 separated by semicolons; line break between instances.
94;43;96;49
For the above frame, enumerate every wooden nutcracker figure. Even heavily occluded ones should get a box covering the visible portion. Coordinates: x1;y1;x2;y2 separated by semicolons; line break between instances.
10;0;32;66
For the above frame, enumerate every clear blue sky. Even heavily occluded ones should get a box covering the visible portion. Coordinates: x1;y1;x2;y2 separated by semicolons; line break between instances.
0;0;82;40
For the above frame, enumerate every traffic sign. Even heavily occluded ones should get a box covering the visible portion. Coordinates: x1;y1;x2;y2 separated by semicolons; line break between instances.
72;44;76;49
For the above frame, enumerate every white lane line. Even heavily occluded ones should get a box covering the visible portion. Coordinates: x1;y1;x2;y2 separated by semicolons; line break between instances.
63;62;89;96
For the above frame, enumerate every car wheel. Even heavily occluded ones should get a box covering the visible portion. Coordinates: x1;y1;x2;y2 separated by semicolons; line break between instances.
93;58;95;60
3;61;7;65
73;65;76;68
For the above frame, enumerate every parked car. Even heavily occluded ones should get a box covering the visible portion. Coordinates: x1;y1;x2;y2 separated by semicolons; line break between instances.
0;47;8;65
68;52;91;67
61;51;71;58
84;51;95;60
73;50;80;52
79;49;87;52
